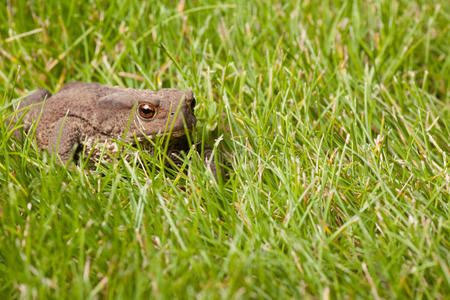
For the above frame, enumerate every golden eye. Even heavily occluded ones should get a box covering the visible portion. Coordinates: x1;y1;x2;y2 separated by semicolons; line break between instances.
138;103;156;120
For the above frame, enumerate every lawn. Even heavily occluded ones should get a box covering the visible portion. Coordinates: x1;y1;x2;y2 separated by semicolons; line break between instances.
0;0;449;298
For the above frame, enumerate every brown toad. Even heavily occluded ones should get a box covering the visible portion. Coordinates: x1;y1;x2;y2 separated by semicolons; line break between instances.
13;82;197;164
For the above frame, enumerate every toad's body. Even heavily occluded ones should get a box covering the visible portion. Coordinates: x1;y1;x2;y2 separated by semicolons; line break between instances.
16;82;196;163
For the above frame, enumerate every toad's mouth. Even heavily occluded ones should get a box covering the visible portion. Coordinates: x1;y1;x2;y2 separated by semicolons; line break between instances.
134;127;193;143
132;131;191;153
163;129;190;138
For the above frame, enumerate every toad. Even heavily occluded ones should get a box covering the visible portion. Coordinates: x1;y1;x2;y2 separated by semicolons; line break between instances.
12;82;217;176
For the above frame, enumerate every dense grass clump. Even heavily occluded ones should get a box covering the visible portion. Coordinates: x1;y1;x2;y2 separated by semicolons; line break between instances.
0;0;449;298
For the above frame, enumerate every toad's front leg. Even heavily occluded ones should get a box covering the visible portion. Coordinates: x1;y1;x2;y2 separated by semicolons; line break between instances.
48;117;82;163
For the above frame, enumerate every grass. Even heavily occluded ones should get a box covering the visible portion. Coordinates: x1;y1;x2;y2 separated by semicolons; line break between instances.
0;0;449;298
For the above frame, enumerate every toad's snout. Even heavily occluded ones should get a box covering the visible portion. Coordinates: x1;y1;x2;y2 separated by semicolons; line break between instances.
170;96;195;114
166;93;196;133
188;96;196;113
183;96;197;126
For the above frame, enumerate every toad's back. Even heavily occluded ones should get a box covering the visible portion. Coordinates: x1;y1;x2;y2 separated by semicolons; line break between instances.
19;82;121;148
25;82;118;125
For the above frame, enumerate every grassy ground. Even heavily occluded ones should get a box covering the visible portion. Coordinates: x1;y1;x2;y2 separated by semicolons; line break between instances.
0;0;449;298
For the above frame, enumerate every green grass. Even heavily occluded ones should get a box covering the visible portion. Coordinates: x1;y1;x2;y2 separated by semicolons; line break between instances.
0;0;449;298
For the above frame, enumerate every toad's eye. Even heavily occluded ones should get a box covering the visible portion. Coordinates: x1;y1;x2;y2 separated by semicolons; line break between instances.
138;103;156;120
